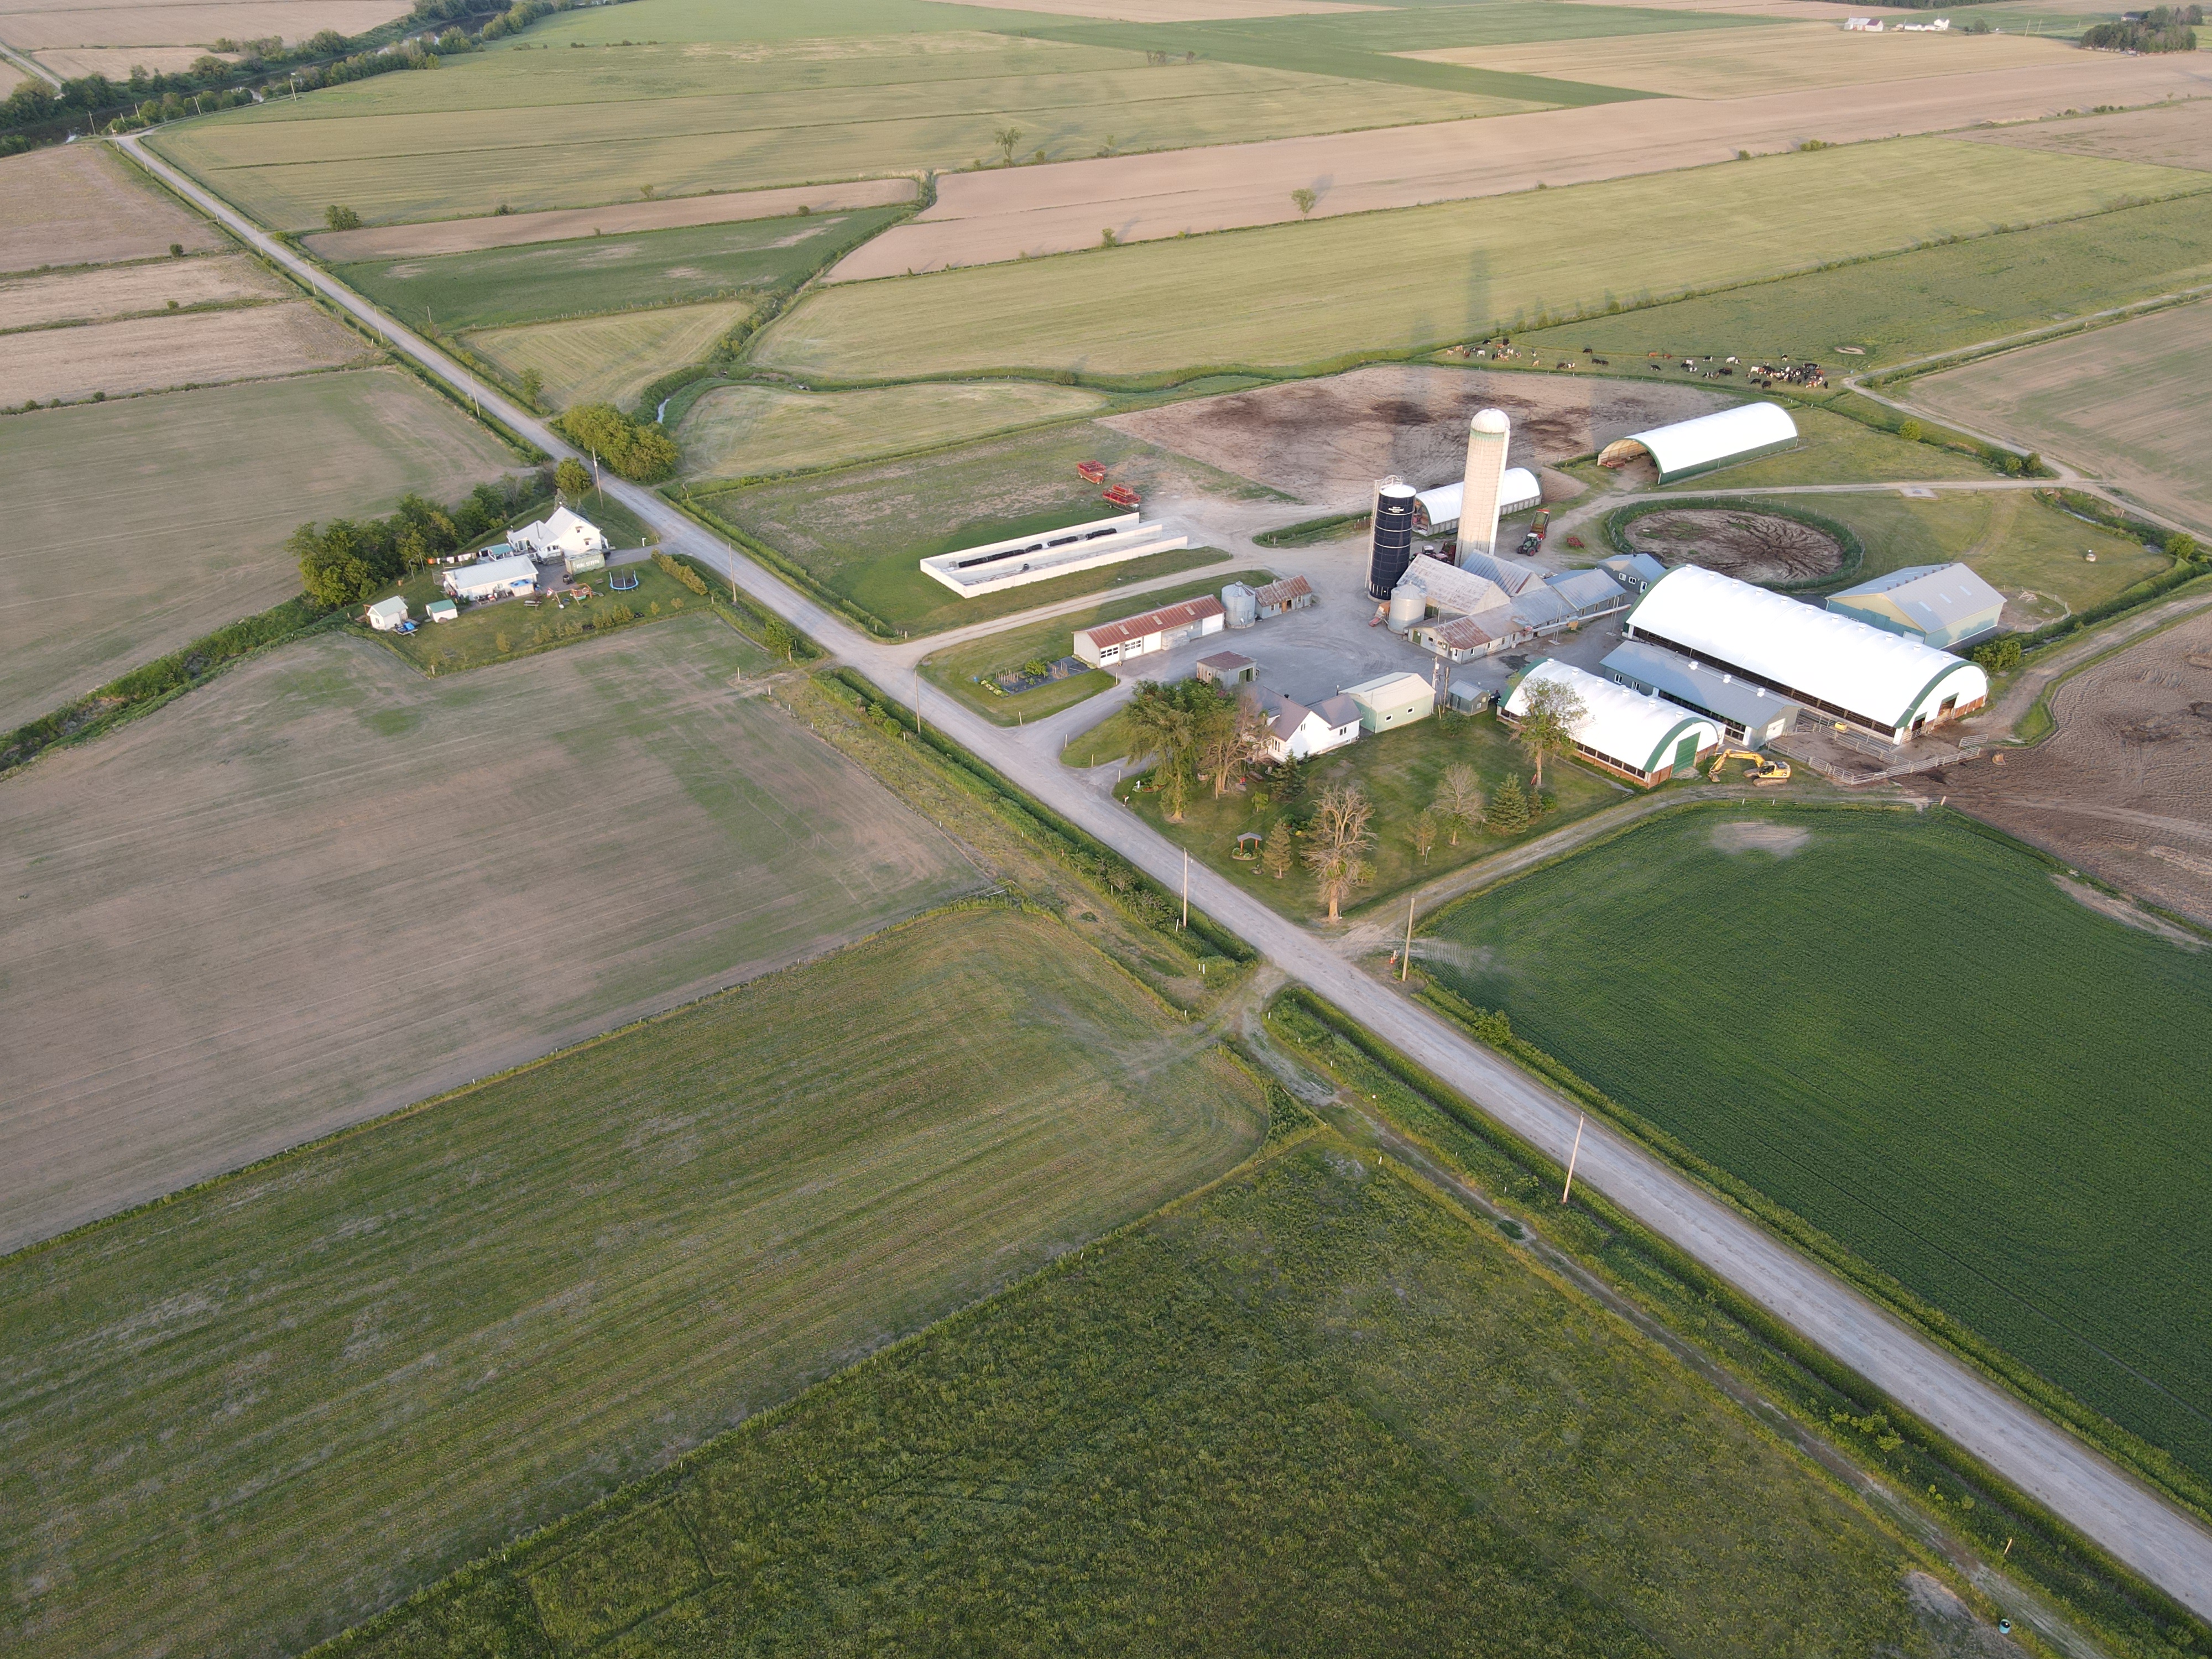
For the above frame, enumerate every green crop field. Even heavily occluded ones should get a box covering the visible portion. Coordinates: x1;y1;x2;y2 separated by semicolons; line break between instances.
1422;805;2212;1487
153;2;1546;231
679;380;1110;482
1519;190;2212;372
467;299;751;411
754;140;2210;382
0;369;516;732
327;1131;1965;1658
0;907;1264;1658
699;421;1266;634
340;210;902;332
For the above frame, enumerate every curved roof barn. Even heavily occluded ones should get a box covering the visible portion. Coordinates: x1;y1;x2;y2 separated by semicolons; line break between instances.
1599;403;1797;483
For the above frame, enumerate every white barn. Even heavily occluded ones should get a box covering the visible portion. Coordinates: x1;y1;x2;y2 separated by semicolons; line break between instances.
1503;659;1722;787
1625;564;1987;740
1412;467;1542;533
509;507;608;561
442;553;539;602
1599;403;1798;483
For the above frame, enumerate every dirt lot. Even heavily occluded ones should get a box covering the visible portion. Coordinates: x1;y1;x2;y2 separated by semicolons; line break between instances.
1622;506;1848;582
304;178;915;261
831;58;2212;279
0;249;284;328
1919;608;2212;927
0;1;401;51
0;140;225;273
1963;97;2212;173
0;620;983;1250
1;299;368;403
1104;366;1733;509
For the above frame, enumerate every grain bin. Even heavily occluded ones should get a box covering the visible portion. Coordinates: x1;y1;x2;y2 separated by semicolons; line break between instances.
1366;476;1418;599
1387;573;1427;633
1221;581;1258;629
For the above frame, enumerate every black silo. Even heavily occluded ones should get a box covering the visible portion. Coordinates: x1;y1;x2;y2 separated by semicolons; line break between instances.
1366;479;1417;599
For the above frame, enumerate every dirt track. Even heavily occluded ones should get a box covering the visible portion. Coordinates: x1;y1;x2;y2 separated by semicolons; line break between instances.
829;58;2212;280
1104;365;1731;508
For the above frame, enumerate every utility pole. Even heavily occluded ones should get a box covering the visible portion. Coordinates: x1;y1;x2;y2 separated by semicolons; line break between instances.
914;662;924;737
1561;1114;1586;1204
1181;851;1190;930
1400;891;1415;981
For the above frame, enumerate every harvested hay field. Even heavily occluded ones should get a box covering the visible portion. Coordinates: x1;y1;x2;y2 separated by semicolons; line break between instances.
303;178;916;262
0;369;514;731
0;139;224;273
770;139;2209;379
0;250;284;330
1964;97;2212;174
0;907;1258;1659
1907;300;2212;532
0;298;368;404
831;60;2212;279
680;379;1109;481
1104;365;1730;509
0;1;401;51
0;618;985;1253
27;43;234;76
1411;24;2074;99
1930;606;2212;928
465;299;752;411
1623;506;1849;583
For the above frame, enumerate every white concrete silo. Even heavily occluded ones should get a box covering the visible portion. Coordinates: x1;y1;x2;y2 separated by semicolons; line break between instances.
1458;408;1511;563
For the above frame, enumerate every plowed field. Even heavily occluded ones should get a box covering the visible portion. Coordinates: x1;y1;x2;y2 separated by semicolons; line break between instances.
0;298;366;403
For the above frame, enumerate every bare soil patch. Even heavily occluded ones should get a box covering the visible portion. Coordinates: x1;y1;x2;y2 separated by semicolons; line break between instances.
2054;873;2205;950
0;1;400;51
0;250;283;330
304;178;915;262
1933;608;2212;926
1105;366;1733;509
0;299;367;403
1625;507;1846;582
0;140;224;273
1963;97;2212;174
0;621;983;1250
1710;820;1811;854
831;58;2212;279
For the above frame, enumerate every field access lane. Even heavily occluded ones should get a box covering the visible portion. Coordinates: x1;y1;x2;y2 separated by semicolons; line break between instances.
829;56;2212;280
114;134;2212;1624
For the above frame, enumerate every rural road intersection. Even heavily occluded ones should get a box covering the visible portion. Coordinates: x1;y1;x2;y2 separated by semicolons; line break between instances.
120;134;2212;1624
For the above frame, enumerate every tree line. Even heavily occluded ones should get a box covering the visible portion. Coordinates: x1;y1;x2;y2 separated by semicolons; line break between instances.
2082;7;2199;49
291;472;552;607
551;403;681;483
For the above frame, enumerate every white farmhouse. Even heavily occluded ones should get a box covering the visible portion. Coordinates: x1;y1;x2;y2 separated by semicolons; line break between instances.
1256;688;1361;763
509;506;608;562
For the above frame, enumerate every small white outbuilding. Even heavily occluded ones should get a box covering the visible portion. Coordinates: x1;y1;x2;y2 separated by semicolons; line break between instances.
365;596;409;632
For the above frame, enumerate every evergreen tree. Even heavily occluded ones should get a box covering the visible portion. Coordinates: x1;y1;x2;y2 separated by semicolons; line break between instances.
1485;773;1531;834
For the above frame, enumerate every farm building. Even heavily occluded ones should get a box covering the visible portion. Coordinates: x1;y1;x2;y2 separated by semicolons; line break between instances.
921;512;1188;599
1447;680;1494;714
442;554;538;602
1625;565;1988;740
1454;547;1540;597
1194;650;1257;687
1602;639;1799;748
1072;596;1224;668
1343;672;1436;733
1598;552;1669;593
1253;574;1317;617
365;596;409;633
1825;563;2006;649
509;507;608;562
1256;687;1361;762
1503;659;1723;786
426;599;458;623
1598;403;1798;484
1543;567;1629;622
1411;613;1525;662
1412;467;1542;535
1366;478;1420;599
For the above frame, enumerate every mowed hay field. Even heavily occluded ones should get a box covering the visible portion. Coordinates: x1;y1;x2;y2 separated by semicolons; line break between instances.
1422;806;2212;1486
0;909;1260;1659
679;379;1110;481
0;617;986;1250
336;1134;1963;1659
153;15;1537;230
756;139;2212;379
1908;301;2212;530
0;248;285;328
0;299;369;403
0;369;513;728
0;139;225;272
0;0;401;52
1964;96;2212;174
467;299;752;411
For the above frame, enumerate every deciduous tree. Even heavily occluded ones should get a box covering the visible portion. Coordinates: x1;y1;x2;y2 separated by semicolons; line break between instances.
1412;810;1438;862
1431;761;1483;845
1514;677;1585;789
555;457;592;499
1302;782;1375;922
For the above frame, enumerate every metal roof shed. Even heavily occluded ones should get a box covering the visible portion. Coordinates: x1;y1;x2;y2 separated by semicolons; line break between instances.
1601;639;1799;747
1504;659;1721;786
1598;403;1798;483
1825;562;2006;649
1342;671;1436;733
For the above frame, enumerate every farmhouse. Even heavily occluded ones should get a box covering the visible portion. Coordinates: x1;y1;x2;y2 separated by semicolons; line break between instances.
1342;671;1436;732
1602;639;1799;748
1598;403;1799;484
1625;565;1988;740
1825;562;2006;649
1256;686;1361;761
442;554;538;602
1072;596;1224;667
365;596;409;633
1412;467;1542;534
509;506;608;562
1503;659;1723;786
921;512;1188;598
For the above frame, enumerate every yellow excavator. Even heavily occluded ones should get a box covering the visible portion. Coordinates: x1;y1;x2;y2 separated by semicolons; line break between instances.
1709;748;1791;785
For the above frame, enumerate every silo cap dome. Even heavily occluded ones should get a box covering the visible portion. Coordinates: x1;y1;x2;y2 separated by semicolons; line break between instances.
1472;409;1510;434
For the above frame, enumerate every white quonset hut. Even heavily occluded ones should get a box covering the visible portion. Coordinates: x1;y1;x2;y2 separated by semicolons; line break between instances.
922;513;1187;599
1598;402;1798;484
1625;565;1988;740
1504;659;1722;787
442;554;539;601
1413;468;1541;535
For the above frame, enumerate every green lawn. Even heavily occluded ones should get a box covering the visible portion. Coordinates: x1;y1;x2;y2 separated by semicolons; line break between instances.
753;139;2211;382
1517;190;2212;373
921;568;1271;725
327;1131;1963;1659
1658;407;1997;491
697;421;1265;634
0;907;1265;1659
338;209;905;331
373;561;726;675
1423;805;2212;1488
1126;711;1630;925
